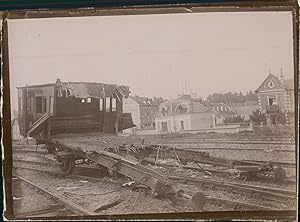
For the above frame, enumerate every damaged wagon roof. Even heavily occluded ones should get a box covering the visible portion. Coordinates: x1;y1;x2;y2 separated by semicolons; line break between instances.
57;82;131;99
17;81;131;99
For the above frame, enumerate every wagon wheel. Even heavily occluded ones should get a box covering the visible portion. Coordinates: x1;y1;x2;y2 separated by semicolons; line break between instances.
61;158;75;174
274;166;286;183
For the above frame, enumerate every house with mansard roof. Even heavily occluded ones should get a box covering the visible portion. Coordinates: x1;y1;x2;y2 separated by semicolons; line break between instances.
155;95;215;133
255;72;294;125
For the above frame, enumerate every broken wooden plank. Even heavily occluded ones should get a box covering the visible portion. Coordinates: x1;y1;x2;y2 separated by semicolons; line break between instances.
93;198;123;213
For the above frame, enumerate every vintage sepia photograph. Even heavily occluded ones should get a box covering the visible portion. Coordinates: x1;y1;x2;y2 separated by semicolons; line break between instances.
2;3;298;220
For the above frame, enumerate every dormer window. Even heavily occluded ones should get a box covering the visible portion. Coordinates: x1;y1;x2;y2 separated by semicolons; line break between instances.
177;104;188;114
161;107;168;116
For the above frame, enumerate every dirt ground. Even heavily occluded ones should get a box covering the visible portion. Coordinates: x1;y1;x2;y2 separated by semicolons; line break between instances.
13;168;181;216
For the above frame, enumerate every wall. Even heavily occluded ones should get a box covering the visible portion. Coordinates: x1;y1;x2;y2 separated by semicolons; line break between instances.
174;114;191;131
286;90;295;112
140;105;158;129
190;112;214;129
18;86;55;136
181;124;252;134
155;112;214;133
155;115;190;133
155;116;176;133
28;86;55;122
123;97;141;133
258;90;286;112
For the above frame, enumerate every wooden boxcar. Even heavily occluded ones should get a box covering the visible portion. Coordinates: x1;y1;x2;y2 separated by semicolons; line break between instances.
17;79;135;138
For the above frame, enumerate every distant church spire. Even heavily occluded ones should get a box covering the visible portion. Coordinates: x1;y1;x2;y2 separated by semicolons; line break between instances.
279;68;284;83
280;68;284;78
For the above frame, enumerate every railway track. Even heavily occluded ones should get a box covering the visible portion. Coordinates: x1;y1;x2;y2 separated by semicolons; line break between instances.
162;140;295;146
240;160;296;168
13;148;47;155
167;146;295;153
14;165;283;211
12;174;98;217
12;148;296;169
13;158;296;211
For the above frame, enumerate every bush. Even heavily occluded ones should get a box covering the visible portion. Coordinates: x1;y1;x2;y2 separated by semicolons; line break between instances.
274;110;286;124
249;109;266;125
223;115;245;123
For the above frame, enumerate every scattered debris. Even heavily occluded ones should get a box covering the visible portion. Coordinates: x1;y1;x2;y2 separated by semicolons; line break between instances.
122;181;135;187
57;186;79;191
264;148;274;153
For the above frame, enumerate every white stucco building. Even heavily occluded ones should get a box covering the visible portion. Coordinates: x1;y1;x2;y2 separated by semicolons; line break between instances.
155;95;215;133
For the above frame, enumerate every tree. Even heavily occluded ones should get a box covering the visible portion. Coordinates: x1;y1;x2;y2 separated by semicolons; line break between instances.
207;91;258;104
249;109;266;125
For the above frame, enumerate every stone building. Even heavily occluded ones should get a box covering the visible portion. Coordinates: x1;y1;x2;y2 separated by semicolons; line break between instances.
255;72;294;126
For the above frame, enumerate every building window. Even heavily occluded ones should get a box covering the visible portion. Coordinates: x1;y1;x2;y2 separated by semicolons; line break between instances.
178;105;188;114
268;81;274;89
161;107;167;116
161;122;168;132
268;97;277;105
36;96;43;113
43;97;47;113
106;97;111;112
49;96;54;115
112;98;117;111
99;98;103;111
28;97;34;112
87;98;92;103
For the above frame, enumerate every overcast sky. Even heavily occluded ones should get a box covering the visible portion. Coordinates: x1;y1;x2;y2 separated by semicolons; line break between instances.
8;11;294;111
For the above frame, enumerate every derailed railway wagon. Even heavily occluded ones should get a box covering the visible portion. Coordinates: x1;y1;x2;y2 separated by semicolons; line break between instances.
17;79;135;137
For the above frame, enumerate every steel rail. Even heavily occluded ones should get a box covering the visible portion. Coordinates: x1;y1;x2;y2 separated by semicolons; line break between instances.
162;140;295;145
12;174;98;216
167;175;296;202
168;146;295;153
13;149;48;155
